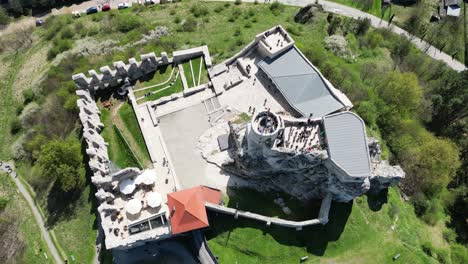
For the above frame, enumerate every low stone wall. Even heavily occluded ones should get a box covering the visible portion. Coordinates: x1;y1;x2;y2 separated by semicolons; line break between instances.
205;193;332;230
173;45;212;67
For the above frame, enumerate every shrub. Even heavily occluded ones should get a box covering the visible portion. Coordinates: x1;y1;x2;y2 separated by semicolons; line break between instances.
442;228;456;243
19;102;40;129
60;27;74;40
174;15;181;24
451;244;468;264
10;117;21;134
421;241;434;257
0;197;8;211
214;6;224;13
233;28;241;36
87;26;99;36
16;104;24;115
235;0;242;5
22;89;35;104
356;18;371;35
116;14;142;33
170;9;176;15
181;17;197;32
190;5;209;17
270;1;285;15
47;38;73;60
244;22;251;28
286;25;302;36
224;2;231;7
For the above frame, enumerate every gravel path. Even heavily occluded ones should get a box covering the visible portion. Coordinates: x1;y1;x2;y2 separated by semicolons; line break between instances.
0;161;64;264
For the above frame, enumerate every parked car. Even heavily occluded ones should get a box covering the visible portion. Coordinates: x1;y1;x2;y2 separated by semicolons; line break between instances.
118;2;129;9
86;6;98;15
144;0;155;5
102;4;111;11
35;19;45;26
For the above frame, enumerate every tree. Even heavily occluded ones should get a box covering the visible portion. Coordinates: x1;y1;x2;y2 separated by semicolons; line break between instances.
429;70;468;134
0;7;10;26
8;0;23;16
376;71;423;117
35;138;85;192
355;18;371;35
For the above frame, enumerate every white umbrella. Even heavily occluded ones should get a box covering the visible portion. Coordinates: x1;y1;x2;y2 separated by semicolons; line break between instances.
135;170;156;185
119;178;136;195
126;198;142;215
146;192;162;208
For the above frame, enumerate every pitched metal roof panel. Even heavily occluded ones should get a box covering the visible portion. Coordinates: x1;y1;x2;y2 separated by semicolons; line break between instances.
258;46;345;117
323;112;371;178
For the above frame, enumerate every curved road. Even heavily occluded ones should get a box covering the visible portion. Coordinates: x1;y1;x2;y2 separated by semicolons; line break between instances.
0;161;64;264
208;0;467;72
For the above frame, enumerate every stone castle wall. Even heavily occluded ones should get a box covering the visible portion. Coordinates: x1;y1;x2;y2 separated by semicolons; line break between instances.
72;46;211;92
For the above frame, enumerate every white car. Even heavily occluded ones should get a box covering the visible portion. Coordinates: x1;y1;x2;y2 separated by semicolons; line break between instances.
118;3;129;9
72;10;82;18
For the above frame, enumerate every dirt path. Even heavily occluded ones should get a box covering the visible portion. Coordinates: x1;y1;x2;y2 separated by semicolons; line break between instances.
0;161;64;264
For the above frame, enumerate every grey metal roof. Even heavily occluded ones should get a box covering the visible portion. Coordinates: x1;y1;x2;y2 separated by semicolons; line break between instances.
258;47;345;117
323;112;370;178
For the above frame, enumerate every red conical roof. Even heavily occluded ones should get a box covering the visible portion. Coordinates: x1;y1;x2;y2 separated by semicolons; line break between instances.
167;186;221;235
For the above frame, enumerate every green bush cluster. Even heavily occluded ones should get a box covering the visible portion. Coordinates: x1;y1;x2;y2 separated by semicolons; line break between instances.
47;38;73;60
190;4;209;17
270;1;285;15
115;14;143;33
180;16;197;32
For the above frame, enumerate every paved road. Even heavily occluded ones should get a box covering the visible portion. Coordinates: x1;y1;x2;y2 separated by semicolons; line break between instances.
209;0;467;72
0;161;64;264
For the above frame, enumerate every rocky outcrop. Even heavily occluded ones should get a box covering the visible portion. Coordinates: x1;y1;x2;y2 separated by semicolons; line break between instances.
196;119;404;203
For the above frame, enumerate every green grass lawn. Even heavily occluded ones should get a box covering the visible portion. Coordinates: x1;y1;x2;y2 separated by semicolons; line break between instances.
207;188;440;264
181;59;195;87
46;185;98;264
134;64;176;98
100;108;140;169
225;187;321;221
0;174;54;264
117;103;152;167
179;56;209;88
190;56;210;86
136;72;184;103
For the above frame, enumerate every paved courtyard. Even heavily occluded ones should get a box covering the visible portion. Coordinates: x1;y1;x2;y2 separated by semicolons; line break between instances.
159;103;212;189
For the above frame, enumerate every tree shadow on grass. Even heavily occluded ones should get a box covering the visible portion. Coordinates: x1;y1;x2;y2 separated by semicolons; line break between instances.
45;182;82;228
205;200;352;257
